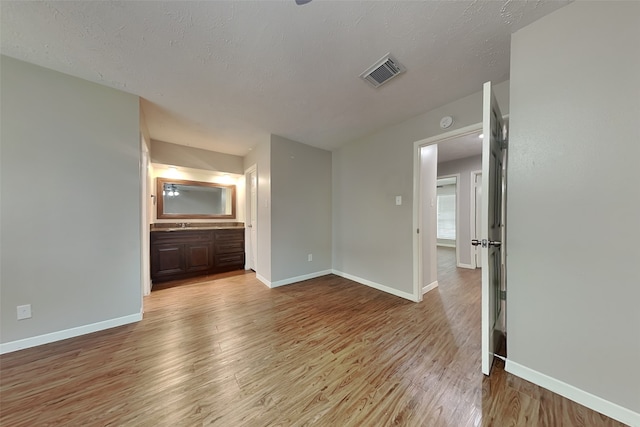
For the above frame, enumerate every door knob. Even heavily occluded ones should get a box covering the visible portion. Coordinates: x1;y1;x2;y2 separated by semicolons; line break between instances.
471;239;501;248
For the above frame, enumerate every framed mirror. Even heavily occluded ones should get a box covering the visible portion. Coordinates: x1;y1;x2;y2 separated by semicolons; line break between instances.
156;178;236;219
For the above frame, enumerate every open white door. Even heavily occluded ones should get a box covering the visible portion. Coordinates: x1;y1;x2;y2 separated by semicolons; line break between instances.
476;81;507;375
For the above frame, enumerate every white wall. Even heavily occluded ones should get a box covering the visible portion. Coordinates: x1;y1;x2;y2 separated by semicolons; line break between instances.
438;155;482;266
333;81;509;296
151;164;244;224
150;139;244;174
270;135;332;285
0;56;142;351
507;2;640;423
420;145;438;293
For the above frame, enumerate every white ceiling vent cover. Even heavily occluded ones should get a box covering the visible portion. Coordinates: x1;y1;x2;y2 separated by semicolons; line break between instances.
360;54;406;88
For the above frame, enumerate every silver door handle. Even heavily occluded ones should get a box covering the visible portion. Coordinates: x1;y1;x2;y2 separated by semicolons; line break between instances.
472;239;501;248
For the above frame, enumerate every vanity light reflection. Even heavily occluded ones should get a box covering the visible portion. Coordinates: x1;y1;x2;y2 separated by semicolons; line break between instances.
163;183;180;197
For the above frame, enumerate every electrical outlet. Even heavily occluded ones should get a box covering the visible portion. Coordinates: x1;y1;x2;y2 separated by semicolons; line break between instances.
17;304;32;320
395;195;402;205
308;254;313;262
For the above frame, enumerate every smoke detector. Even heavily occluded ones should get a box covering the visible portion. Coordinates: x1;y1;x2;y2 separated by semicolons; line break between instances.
360;53;406;88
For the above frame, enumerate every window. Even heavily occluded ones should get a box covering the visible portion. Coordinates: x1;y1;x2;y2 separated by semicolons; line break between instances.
437;188;456;240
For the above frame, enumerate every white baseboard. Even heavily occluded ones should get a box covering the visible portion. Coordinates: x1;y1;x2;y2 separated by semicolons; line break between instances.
256;273;271;287
269;270;333;288
332;270;417;302
506;360;640;427
457;263;474;269
422;280;439;295
0;312;143;355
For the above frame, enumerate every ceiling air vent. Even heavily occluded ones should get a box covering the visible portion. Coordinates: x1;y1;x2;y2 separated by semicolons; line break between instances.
360;54;406;88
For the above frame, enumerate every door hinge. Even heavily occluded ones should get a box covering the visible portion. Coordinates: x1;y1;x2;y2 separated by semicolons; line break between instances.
417;228;420;234
499;290;507;301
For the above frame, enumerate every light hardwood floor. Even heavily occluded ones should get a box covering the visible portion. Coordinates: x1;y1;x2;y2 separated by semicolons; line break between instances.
0;248;625;426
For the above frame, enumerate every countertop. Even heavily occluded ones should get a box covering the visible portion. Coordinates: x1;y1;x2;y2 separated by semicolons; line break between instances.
151;226;244;232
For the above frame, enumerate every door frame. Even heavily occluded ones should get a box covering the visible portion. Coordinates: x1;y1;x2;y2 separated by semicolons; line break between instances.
244;164;258;271
140;134;151;302
412;123;483;301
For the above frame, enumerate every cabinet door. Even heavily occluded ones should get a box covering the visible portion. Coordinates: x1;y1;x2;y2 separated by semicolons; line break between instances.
151;243;186;279
185;243;213;273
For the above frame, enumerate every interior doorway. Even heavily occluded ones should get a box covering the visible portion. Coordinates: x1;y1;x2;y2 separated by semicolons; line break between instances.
414;84;509;376
412;123;483;300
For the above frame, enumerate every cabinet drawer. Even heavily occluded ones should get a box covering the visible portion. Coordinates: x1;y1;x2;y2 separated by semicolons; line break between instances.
215;253;245;267
214;229;244;242
215;241;244;254
151;230;212;244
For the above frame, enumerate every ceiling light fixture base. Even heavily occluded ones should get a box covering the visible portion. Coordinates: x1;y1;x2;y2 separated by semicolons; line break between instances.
440;116;454;129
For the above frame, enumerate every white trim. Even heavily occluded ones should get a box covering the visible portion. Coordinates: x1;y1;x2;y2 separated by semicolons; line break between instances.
140;136;151;299
0;313;143;355
256;273;271;287
413;123;484;304
422;280;438;295
244;164;258;272
457;263;474;269
412;142;423;302
269;270;333;288
333;269;418;302
506;360;640;427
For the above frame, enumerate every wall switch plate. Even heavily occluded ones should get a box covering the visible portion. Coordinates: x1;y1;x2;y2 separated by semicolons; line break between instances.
308;254;313;262
395;196;402;206
17;304;32;320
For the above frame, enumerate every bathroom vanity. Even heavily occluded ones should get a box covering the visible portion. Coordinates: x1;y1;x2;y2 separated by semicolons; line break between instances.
150;227;245;283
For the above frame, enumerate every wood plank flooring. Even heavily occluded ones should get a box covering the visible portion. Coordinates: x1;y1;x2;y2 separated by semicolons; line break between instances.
0;248;626;426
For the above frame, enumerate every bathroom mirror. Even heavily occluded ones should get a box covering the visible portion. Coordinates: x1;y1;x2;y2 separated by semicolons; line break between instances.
156;178;236;219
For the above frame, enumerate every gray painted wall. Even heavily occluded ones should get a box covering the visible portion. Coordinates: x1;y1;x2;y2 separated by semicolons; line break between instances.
1;56;142;345
333;82;509;295
508;1;640;415
438;155;482;266
151;139;244;174
271;135;332;283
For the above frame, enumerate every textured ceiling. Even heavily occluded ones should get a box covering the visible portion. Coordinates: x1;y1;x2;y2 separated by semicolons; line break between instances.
0;1;569;156
438;132;483;164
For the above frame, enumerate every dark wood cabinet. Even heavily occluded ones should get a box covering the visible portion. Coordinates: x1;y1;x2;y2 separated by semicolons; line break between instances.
151;228;244;283
213;229;245;269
